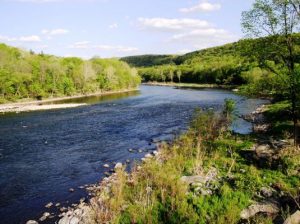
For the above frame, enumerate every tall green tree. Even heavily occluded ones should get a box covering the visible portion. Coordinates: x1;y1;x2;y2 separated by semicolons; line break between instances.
242;0;300;145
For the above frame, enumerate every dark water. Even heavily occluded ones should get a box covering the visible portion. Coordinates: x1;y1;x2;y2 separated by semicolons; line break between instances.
0;85;267;224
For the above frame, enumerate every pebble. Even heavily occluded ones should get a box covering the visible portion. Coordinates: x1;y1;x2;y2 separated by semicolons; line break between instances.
69;188;75;192
126;159;130;163
138;149;143;153
55;203;61;207
128;149;134;152
45;202;53;208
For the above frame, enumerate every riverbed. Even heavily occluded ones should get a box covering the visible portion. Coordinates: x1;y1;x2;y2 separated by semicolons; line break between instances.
0;85;268;223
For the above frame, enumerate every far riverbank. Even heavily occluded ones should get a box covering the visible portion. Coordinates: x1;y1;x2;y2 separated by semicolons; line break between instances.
0;88;139;113
143;82;237;90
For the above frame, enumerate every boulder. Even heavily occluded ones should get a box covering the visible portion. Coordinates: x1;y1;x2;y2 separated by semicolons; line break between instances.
180;176;207;185
45;202;53;208
39;212;50;221
144;153;153;159
283;210;300;224
181;168;218;185
240;201;280;219
58;204;91;224
260;187;275;198
26;220;38;224
114;162;123;170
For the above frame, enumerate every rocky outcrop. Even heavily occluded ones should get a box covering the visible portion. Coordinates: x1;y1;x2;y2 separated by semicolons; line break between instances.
283;210;300;224
240;200;280;219
181;168;218;196
26;220;39;224
58;203;93;224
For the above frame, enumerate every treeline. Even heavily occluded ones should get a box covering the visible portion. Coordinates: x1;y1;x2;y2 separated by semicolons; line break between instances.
121;54;176;67
121;37;300;97
0;43;141;103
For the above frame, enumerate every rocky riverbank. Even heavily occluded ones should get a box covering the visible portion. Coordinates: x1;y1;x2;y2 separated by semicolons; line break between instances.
143;82;236;90
26;104;300;224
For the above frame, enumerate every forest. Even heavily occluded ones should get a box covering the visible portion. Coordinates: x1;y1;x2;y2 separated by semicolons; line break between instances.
0;43;141;103
121;36;300;98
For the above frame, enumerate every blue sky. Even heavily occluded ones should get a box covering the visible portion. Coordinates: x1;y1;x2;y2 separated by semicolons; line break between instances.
0;0;255;58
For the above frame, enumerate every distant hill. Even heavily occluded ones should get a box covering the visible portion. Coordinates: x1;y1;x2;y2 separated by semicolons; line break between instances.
120;36;300;97
121;41;245;68
121;54;176;67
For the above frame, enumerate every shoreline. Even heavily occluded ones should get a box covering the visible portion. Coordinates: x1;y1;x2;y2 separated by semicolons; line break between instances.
54;104;274;224
24;103;297;224
142;82;237;90
0;88;139;113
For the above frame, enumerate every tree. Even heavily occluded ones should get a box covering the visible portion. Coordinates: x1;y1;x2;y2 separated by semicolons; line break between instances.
176;70;182;83
169;68;174;83
242;0;300;146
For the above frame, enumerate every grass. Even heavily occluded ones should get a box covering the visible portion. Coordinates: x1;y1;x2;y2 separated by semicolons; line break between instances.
263;100;294;138
88;107;300;224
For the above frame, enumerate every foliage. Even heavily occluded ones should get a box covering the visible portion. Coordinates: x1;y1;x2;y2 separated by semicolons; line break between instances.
0;43;141;102
241;0;300;145
89;104;300;223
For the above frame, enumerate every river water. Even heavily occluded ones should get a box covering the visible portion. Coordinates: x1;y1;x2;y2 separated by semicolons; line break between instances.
0;85;267;224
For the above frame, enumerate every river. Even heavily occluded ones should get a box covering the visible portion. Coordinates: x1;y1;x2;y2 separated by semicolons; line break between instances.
0;85;267;224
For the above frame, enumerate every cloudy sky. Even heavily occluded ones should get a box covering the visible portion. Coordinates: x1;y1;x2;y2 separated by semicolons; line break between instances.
0;0;255;58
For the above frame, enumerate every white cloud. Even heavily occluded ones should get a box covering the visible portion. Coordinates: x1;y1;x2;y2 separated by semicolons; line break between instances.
19;35;41;42
38;44;49;49
93;45;138;52
69;41;90;49
177;49;192;55
180;1;221;13
138;16;238;51
171;28;238;49
138;18;210;31
109;23;118;29
12;0;107;2
42;28;69;35
0;34;41;42
0;35;17;42
15;0;60;2
69;42;138;53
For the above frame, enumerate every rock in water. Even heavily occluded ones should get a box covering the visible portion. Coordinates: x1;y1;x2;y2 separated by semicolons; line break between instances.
283;210;300;224
26;221;38;224
144;153;153;159
45;202;53;208
103;164;110;168
58;203;92;224
114;162;123;170
39;212;50;221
